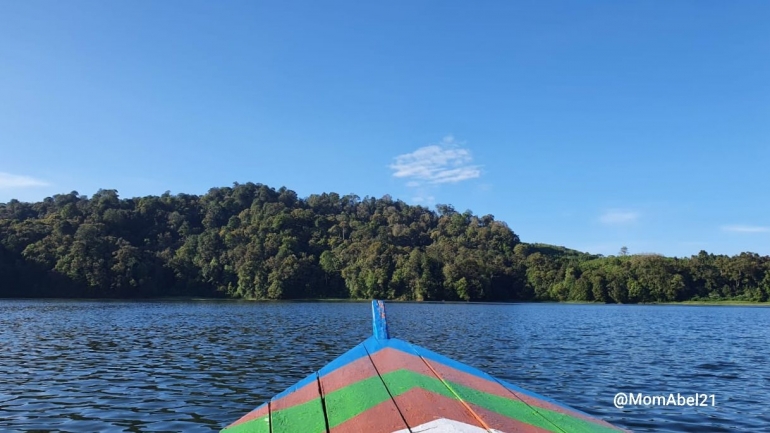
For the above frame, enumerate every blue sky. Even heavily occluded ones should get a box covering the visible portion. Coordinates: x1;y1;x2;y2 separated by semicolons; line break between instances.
1;1;768;257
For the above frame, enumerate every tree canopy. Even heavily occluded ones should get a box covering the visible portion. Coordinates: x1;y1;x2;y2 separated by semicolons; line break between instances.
1;184;768;303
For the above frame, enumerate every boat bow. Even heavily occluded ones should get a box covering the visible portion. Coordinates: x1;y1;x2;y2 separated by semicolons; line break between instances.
222;301;626;433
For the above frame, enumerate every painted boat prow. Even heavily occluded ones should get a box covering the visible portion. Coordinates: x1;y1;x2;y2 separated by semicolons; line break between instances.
222;301;627;433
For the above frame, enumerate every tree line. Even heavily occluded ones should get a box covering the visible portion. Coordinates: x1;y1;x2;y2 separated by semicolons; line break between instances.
1;183;768;302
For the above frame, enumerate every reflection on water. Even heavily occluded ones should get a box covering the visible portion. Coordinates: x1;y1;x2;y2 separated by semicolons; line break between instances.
1;300;768;432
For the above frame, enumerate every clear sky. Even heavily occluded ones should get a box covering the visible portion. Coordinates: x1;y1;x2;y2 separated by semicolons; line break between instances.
1;1;768;257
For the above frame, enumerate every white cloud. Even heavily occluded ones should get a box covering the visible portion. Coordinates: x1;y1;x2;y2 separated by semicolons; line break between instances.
721;225;769;233
411;195;436;204
389;135;481;185
0;172;49;189
599;210;639;224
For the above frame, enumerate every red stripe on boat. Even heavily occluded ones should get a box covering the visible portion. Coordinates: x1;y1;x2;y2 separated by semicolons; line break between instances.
329;398;408;433
392;387;485;428
422;352;613;428
466;402;557;433
369;347;437;376
321;347;407;432
271;377;320;412
321;355;378;395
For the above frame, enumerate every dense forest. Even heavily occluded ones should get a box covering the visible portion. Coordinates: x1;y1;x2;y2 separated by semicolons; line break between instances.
1;183;769;303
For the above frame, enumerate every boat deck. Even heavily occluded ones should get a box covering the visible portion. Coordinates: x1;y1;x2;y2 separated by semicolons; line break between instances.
222;302;625;433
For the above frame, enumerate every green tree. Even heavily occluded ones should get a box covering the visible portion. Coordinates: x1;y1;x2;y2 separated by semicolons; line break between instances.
1;183;768;303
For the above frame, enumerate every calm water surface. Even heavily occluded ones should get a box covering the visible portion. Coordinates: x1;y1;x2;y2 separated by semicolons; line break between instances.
1;301;768;432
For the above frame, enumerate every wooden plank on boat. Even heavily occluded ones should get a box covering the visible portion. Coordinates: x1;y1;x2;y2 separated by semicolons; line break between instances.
221;372;329;433
318;343;408;433
363;337;489;431
269;372;328;433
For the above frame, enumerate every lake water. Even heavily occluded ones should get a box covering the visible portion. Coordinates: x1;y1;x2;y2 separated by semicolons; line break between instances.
1;300;768;432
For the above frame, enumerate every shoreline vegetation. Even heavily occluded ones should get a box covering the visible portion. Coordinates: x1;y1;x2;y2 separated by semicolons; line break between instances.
4;297;769;308
2;183;769;304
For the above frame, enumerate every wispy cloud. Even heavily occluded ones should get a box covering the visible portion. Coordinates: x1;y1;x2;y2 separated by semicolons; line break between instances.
411;195;436;205
0;172;49;189
721;225;769;233
389;135;481;186
599;209;640;224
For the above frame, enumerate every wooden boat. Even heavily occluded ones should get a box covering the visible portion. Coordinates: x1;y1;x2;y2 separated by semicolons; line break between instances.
222;301;626;433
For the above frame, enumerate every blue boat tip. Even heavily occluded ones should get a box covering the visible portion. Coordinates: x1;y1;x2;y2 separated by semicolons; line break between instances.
371;299;390;340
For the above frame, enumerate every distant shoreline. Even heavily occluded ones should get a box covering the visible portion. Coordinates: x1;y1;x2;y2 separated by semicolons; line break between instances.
653;300;770;306
2;296;768;306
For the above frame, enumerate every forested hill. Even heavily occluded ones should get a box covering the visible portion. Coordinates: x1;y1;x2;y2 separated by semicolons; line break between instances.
1;183;769;302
